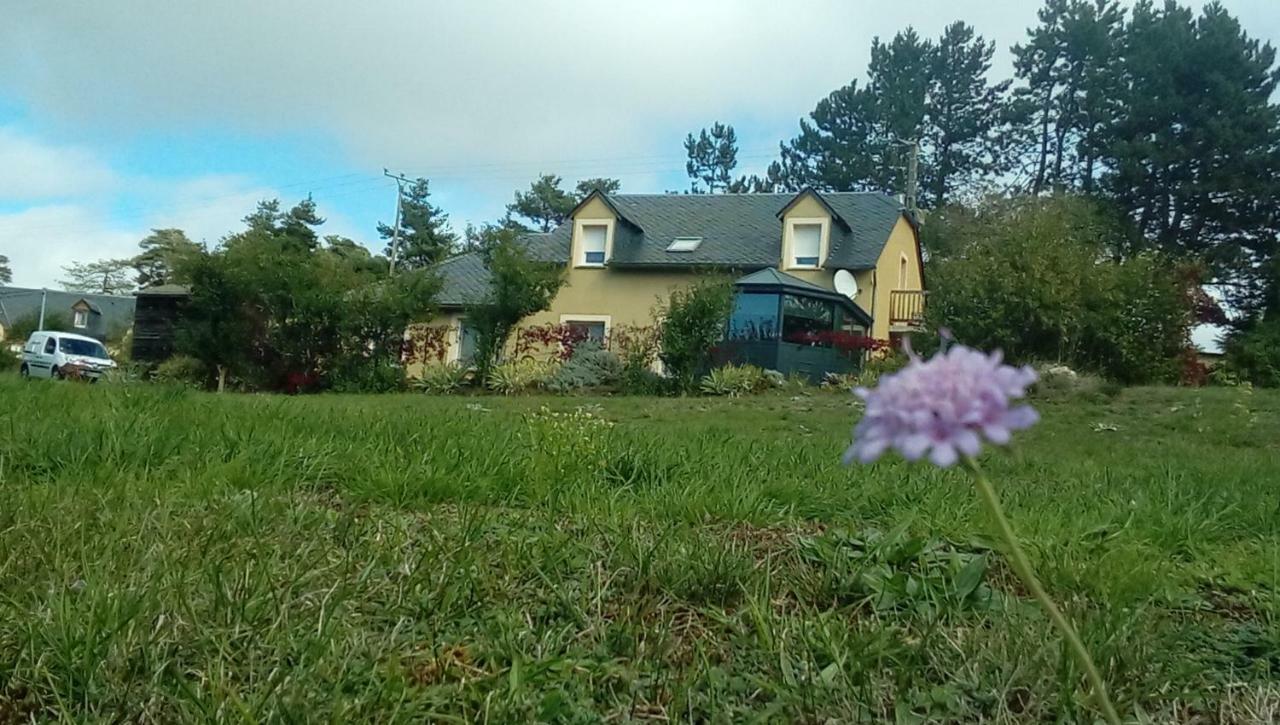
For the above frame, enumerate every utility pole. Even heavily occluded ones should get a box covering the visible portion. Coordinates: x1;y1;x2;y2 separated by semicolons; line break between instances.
38;288;47;330
384;169;412;276
903;138;920;213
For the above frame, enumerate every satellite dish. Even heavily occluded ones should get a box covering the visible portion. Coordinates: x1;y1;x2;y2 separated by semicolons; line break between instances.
833;269;858;299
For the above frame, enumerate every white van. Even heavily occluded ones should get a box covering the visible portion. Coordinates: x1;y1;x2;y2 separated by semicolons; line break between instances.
19;331;117;381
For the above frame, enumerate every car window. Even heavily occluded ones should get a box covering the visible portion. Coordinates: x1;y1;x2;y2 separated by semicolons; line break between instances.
59;338;109;358
44;338;57;354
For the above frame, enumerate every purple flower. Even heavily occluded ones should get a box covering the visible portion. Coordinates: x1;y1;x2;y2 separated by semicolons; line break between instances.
844;345;1039;468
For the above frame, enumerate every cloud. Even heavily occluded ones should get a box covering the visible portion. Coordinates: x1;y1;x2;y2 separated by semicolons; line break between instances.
0;167;369;287
0;127;117;201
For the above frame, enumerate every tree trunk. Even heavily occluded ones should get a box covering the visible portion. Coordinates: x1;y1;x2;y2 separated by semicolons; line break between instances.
217;365;227;393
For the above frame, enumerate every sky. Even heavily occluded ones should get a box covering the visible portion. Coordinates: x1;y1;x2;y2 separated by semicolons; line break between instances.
1;0;1277;291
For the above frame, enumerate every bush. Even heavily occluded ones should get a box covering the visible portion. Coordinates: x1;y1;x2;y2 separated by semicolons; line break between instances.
329;359;406;394
1221;318;1280;387
659;278;734;394
4;313;72;344
700;364;769;397
152;355;209;388
0;345;18;372
925;195;1192;384
545;341;623;393
487;358;558;395
413;361;473;394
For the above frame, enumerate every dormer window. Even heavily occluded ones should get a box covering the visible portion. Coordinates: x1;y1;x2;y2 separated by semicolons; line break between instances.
581;224;607;266
791;223;822;268
73;309;89;328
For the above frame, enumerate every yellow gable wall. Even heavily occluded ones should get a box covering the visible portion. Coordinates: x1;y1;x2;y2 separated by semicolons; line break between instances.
866;216;923;339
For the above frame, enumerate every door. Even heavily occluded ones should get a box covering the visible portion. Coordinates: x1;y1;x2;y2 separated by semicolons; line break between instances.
28;336;56;377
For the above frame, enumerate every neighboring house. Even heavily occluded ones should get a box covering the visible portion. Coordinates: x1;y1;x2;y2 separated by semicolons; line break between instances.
432;189;925;376
0;286;136;343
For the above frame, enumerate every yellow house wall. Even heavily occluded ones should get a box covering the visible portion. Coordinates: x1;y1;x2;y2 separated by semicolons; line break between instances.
868;216;923;339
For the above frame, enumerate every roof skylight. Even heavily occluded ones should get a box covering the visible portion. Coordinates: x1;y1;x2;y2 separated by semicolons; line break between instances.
666;236;703;252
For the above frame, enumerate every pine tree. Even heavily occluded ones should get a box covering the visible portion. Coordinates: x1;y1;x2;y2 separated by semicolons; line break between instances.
574;177;621;197
925;22;1011;206
684;123;739;193
59;259;136;295
1012;0;1125;193
0;254;11;284
506;174;576;232
133;228;202;288
1103;0;1280;314
378;178;457;270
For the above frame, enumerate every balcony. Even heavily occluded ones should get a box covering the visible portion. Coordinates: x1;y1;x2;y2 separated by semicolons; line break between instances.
889;290;926;327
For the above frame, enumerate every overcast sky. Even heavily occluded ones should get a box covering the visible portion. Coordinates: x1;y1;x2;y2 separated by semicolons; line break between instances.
1;0;1277;289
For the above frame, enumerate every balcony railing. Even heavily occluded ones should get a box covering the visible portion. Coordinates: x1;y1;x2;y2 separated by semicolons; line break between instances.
889;290;926;327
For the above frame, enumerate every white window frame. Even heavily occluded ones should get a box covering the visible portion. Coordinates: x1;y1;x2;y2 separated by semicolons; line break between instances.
784;217;829;270
72;309;89;328
574;220;613;268
559;314;612;345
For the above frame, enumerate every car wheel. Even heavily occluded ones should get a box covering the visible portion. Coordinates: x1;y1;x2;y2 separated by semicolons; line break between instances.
52;366;63;380
19;363;29;378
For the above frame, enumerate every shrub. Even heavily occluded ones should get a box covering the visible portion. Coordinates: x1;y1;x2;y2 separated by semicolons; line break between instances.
515;323;590;362
659;278;734;394
152;355;209;388
329;359;406;394
925;195;1192;383
544;341;623;393
413;361;473;394
0;345;18;372
1221;318;1280;387
487;358;558;395
700;364;769;397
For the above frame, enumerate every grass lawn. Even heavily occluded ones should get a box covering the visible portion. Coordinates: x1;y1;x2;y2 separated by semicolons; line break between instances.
0;376;1277;722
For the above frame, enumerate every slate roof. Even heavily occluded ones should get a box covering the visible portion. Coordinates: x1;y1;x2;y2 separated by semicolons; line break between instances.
520;191;905;270
0;286;136;332
434;251;493;307
435;191;908;308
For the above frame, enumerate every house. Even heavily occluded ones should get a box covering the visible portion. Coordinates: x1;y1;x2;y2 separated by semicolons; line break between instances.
0;286;136;343
431;188;926;375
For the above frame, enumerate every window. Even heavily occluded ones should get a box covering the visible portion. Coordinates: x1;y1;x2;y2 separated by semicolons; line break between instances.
728;293;780;341
781;295;834;344
560;315;610;346
666;237;702;253
898;254;909;288
792;223;822;268
580;224;607;266
44;338;57;354
566;320;606;344
59;338;108;358
458;323;478;364
73;309;88;328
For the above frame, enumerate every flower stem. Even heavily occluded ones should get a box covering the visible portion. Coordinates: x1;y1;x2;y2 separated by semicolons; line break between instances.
962;456;1121;725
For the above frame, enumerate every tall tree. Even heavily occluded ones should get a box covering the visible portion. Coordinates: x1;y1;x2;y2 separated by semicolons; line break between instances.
133;228;202;288
574;177;621;197
59;259;135;295
770;24;1008;207
242;197;326;251
507;174;576;232
377;178;456;270
0;254;11;284
1012;0;1125;193
684;123;739;193
1103;0;1280;314
924;22;1012;206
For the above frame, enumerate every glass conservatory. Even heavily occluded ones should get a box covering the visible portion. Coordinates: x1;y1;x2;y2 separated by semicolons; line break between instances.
715;269;876;382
